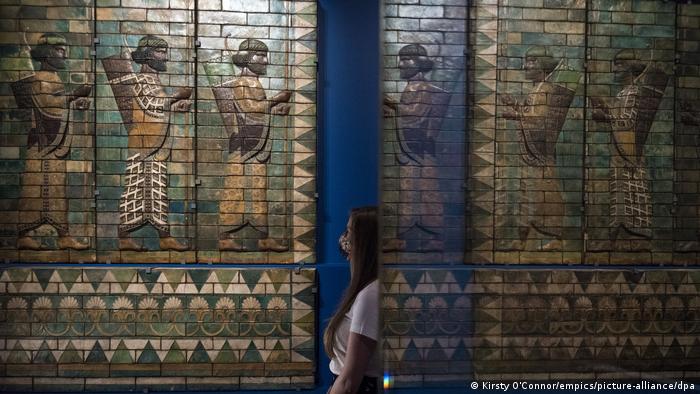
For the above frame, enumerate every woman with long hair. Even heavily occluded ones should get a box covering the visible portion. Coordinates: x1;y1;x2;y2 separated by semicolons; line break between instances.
324;206;380;394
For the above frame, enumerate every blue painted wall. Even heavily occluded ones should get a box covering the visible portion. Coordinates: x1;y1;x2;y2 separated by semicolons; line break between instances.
316;0;380;391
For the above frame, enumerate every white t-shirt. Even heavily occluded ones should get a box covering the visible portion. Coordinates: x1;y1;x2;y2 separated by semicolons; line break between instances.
329;279;381;378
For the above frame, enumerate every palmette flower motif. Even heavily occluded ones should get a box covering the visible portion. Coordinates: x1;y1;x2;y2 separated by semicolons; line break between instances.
189;296;209;310
7;297;28;310
620;297;640;310
404;296;422;310
85;296;107;310
112;296;134;310
598;296;617;310
241;296;262;310
84;296;107;321
549;296;571;321
59;297;80;309
382;296;398;309
267;297;287;310
5;297;30;322
33;296;53;309
428;296;447;309
644;297;662;310
138;297;159;310
31;296;55;323
574;296;592;310
163;297;183;310
112;297;135;322
215;297;236;310
620;297;641;320
550;296;570;311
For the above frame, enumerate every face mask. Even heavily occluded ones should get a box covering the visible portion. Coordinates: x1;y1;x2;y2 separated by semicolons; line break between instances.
338;230;350;259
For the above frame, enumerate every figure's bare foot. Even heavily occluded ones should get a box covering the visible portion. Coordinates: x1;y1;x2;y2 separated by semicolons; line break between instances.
219;238;248;252
119;238;145;251
382;239;406;252
58;236;89;250
539;239;562;252
159;237;189;251
258;238;288;252
17;236;42;250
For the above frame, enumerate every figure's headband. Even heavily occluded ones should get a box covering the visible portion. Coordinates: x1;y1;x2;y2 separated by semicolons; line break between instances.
38;33;66;46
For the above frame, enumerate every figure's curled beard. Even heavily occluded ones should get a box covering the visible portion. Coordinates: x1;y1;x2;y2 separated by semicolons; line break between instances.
400;68;418;80
46;57;66;70
148;59;167;72
249;62;266;76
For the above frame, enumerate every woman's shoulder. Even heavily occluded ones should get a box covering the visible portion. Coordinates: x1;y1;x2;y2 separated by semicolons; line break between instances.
355;280;379;304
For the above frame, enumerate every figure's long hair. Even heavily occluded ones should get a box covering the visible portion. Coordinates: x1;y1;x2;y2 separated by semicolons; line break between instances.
323;206;378;359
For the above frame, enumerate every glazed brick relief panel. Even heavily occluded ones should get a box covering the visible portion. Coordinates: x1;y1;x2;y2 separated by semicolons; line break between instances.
455;0;700;264
0;1;96;263
383;268;475;388
0;267;316;391
472;269;700;381
493;0;585;264
382;0;468;264
196;1;317;264
0;0;317;264
94;1;195;264
584;0;675;264
383;268;700;387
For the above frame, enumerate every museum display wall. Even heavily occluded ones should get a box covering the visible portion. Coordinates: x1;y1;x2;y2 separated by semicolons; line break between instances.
1;0;700;392
0;0;318;391
381;0;700;389
0;0;316;265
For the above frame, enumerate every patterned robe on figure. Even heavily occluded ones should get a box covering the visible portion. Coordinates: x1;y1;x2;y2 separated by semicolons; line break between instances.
607;67;668;238
103;56;173;237
12;71;74;236
119;74;170;236
608;85;652;238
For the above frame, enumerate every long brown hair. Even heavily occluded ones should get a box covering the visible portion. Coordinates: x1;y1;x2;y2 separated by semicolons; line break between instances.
323;206;378;359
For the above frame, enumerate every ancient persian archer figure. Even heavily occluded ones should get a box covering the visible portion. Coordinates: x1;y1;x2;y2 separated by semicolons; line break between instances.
211;39;291;252
591;49;668;249
383;44;449;253
11;33;92;250
499;46;580;251
102;35;191;251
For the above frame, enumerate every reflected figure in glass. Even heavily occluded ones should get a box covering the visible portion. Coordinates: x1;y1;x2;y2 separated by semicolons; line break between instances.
591;49;668;251
499;46;580;251
383;44;449;253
